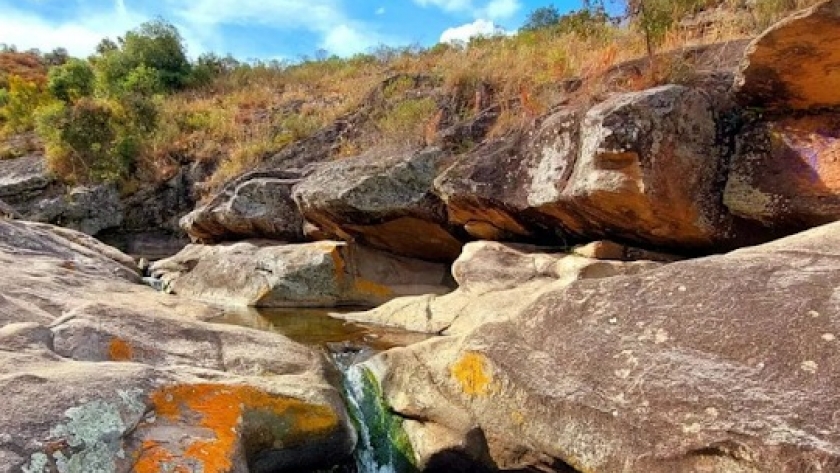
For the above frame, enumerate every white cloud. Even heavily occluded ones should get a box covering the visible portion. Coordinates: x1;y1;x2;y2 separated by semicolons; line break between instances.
439;19;507;44
414;0;521;20
0;0;210;57
165;0;391;57
322;24;386;57
0;0;394;59
482;0;520;20
0;2;138;56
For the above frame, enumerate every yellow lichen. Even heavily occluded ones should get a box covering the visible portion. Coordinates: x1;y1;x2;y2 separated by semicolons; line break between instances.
450;352;492;396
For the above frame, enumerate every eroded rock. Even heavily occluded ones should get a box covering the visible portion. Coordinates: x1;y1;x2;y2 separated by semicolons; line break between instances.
182;169;305;244
340;241;660;334
438;86;740;252
724;113;840;231
293;148;463;261
151;240;452;308
736;0;840;110
369;222;840;472
0;219;355;472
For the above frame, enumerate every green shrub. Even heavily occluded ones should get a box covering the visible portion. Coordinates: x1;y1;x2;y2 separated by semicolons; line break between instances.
48;59;95;103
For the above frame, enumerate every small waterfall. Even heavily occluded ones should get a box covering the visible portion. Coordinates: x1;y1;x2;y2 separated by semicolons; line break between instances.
338;362;418;473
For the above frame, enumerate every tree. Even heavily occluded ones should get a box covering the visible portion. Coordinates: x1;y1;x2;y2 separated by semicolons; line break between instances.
47;59;95;103
94;19;191;94
121;19;191;89
625;0;703;57
522;5;562;31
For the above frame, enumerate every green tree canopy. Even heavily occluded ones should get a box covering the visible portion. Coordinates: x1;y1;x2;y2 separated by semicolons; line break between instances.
522;5;562;31
47;58;95;103
95;19;191;94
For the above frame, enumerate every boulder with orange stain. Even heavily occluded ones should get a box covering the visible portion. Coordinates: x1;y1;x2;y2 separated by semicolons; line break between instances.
724;113;840;231
438;86;746;253
134;383;351;473
150;239;452;308
292;148;464;262
735;0;840;111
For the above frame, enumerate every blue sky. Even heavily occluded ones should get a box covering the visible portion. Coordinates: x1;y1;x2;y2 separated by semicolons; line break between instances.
0;0;588;60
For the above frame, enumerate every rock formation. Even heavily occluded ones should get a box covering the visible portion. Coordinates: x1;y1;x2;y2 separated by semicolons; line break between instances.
0;219;355;472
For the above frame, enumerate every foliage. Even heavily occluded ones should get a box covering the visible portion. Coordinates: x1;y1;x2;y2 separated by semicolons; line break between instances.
0;76;50;133
94;19;191;94
521;5;562;31
36;95;158;183
375;98;438;146
47;59;95;103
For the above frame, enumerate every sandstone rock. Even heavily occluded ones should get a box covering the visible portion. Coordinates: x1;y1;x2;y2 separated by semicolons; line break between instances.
724;114;840;231
736;0;840;110
370;222;840;472
182;169;305;244
438;86;739;252
151;240;452;308
293;148;463;261
436;110;579;242
340;241;660;334
0;219;356;472
571;240;683;262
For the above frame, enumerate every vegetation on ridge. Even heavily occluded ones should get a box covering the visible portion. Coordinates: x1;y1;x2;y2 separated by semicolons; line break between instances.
0;0;822;194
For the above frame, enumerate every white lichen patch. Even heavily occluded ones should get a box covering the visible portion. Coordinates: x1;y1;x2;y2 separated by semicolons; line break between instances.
809;310;821;318
25;390;149;473
801;360;818;374
654;328;670;345
822;333;836;342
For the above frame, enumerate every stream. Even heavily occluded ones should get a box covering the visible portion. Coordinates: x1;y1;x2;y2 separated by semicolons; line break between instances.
212;307;429;473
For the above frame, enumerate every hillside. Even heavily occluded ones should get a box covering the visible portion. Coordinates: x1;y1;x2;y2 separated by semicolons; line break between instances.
0;0;824;252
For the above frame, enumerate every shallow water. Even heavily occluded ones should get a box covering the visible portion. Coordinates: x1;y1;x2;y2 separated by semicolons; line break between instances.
212;307;430;351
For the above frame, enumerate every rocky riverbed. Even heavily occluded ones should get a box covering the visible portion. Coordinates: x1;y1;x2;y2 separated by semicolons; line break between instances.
2;2;840;472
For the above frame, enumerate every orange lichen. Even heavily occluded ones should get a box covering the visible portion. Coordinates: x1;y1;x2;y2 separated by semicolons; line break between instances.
354;278;393;298
324;243;347;286
134;440;188;473
450;352;492;396
136;383;339;473
108;337;133;361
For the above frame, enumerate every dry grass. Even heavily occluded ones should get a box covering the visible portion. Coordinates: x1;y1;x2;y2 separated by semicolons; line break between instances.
86;0;821;193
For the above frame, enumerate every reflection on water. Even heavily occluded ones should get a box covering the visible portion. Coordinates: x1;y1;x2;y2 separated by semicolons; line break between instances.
212;307;431;351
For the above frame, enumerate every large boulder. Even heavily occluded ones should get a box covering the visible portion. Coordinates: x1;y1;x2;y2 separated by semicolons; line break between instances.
182;170;305;244
340;241;660;334
32;184;124;236
0;219;356;472
293;148;463;261
0;155;52;203
151;240;452;308
735;0;840;110
724;114;840;231
438;85;746;252
368;221;840;472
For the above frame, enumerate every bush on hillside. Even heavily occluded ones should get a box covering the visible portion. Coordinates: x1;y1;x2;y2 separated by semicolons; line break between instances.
94;19;191;95
0;76;50;134
47;58;95;103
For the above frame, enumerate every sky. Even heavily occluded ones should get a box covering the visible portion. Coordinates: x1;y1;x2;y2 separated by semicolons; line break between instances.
0;0;588;61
